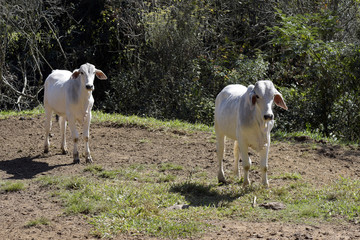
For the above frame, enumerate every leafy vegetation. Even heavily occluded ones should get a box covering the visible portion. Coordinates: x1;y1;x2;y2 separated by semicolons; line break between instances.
1;0;360;141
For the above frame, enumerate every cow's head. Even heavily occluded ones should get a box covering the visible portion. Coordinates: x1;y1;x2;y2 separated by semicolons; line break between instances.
249;80;287;122
71;63;107;91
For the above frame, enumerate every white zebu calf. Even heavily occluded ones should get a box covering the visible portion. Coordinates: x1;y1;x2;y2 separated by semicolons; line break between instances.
214;80;287;187
43;63;107;163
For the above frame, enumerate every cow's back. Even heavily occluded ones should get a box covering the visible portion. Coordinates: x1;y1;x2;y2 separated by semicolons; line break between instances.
44;70;72;116
215;84;248;140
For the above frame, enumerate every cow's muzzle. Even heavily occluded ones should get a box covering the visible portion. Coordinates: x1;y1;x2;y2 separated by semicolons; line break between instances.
264;114;274;121
85;84;94;91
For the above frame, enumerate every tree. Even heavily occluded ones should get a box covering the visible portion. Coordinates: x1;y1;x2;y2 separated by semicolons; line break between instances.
0;0;65;110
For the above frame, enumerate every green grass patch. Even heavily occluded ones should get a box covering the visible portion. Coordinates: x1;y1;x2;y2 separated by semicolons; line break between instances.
3;108;360;238
0;181;26;192
25;217;50;227
84;164;104;174
0;106;44;119
272;172;302;180
272;129;342;145
158;163;184;172
34;165;359;239
36;173;210;238
91;111;213;133
0;107;212;133
1;107;356;147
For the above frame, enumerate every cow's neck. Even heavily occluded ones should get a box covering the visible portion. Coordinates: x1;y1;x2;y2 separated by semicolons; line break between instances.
80;89;92;111
74;82;92;117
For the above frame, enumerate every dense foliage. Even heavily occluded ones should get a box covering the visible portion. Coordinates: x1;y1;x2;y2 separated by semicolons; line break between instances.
1;0;359;141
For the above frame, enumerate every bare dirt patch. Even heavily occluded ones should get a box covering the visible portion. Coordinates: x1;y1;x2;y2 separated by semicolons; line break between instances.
0;115;359;239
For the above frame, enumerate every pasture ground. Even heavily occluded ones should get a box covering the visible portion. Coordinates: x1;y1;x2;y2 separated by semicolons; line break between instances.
0;114;359;239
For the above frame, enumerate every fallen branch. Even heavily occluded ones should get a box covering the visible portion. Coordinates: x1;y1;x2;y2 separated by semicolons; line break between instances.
1;74;37;99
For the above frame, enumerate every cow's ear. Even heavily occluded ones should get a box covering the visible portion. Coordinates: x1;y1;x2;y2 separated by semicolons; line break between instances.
71;69;80;79
274;93;288;110
95;69;107;80
252;94;257;105
249;90;257;105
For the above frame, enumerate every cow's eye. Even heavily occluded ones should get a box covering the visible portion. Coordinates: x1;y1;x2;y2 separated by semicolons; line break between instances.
80;72;84;75
256;95;259;99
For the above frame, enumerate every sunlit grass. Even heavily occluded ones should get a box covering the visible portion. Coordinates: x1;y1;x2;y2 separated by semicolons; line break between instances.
3;107;353;148
0;107;213;133
0;106;44;119
2;108;359;238
272;172;302;180
91;111;213;133
25;217;50;227
0;181;26;192
272;129;342;145
34;163;360;239
1;107;354;146
158;162;184;172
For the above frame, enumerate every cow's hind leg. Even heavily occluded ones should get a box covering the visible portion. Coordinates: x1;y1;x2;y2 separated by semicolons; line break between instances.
59;116;68;154
216;133;226;184
44;107;52;153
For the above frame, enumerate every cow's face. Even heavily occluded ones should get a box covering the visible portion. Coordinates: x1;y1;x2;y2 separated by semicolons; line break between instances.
72;63;107;91
250;80;287;122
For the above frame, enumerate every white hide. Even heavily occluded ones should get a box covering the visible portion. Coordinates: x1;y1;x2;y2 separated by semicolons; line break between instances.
43;63;107;163
214;80;287;187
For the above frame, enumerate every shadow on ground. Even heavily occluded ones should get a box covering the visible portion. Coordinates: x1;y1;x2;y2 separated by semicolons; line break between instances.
0;154;73;179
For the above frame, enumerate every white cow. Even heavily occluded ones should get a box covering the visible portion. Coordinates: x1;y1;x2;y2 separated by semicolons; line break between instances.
43;63;107;163
214;80;287;187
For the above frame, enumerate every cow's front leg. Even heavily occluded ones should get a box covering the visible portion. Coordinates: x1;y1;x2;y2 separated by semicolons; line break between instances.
239;142;251;187
260;142;270;188
83;112;93;163
68;116;80;164
233;140;240;178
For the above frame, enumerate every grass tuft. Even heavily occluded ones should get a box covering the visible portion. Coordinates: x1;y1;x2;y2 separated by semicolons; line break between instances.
158;163;184;172
91;111;213;133
0;181;26;192
272;172;302;180
25;217;50;227
84;165;104;174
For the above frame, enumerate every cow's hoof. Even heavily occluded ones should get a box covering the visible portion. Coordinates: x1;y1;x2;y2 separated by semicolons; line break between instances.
85;156;93;164
73;159;80;164
44;146;49;154
61;149;68;155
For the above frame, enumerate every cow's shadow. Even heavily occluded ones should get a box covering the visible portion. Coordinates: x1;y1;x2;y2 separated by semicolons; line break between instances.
0;154;72;180
169;181;250;207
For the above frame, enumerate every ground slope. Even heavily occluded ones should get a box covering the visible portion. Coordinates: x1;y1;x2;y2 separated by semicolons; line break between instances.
0;115;359;239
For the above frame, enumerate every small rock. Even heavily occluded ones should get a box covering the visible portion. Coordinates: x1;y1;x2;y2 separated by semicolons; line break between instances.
166;204;190;210
259;202;286;210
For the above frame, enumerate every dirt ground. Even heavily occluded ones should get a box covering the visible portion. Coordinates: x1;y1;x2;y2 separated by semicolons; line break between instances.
0;115;359;240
